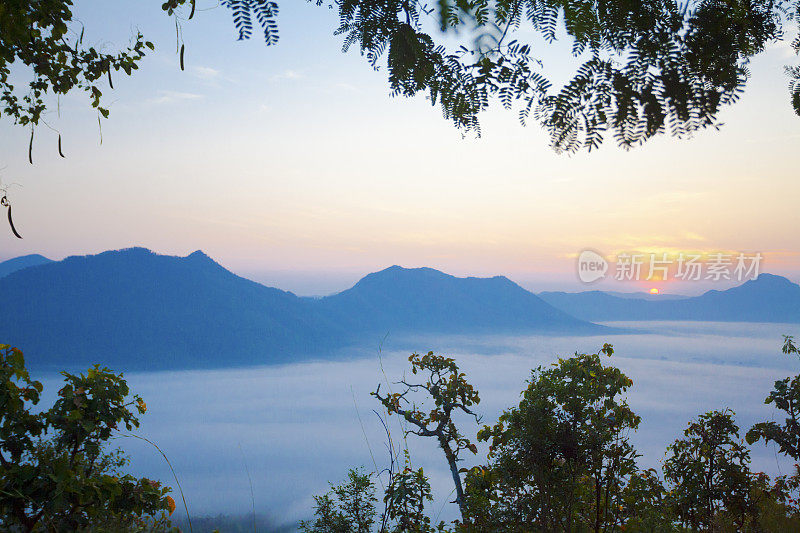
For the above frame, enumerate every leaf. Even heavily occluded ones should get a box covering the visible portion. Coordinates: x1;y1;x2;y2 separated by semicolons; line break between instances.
166;495;176;515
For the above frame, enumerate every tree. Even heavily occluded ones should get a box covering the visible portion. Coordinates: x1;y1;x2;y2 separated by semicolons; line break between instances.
618;469;680;533
467;344;640;532
303;462;447;533
372;351;480;522
2;0;798;155
747;336;800;461
663;409;755;531
744;335;800;529
300;467;377;533
311;343;800;531
381;456;444;533
0;343;176;532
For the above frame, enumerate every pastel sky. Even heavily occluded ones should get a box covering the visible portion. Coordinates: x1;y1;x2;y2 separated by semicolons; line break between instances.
0;0;798;295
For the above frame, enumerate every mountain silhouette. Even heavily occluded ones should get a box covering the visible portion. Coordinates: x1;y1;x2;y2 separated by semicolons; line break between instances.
0;254;52;279
317;265;601;334
6;248;793;372
0;249;601;370
0;248;342;370
539;273;800;323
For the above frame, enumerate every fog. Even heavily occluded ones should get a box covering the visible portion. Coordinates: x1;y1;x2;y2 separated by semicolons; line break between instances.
37;321;800;527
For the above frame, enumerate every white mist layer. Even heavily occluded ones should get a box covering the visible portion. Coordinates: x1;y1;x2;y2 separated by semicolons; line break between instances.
37;321;800;525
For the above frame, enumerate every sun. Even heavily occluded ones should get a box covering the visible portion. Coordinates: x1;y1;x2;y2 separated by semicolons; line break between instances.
650;288;660;295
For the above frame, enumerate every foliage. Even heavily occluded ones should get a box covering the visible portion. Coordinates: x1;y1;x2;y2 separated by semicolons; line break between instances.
0;0;153;128
0;344;176;532
300;467;377;533
466;344;640;531
663;409;755;531
0;0;275;136
221;0;279;44
743;334;800;529
327;0;797;151
315;340;800;531
382;457;444;533
741;471;800;532
788;2;800;116
3;0;799;155
618;469;680;532
747;336;800;460
373;351;480;520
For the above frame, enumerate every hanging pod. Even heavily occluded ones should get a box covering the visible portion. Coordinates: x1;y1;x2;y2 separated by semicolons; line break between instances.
7;204;22;239
1;196;22;239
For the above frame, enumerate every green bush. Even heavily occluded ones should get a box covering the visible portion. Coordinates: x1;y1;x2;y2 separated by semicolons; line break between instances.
0;344;176;532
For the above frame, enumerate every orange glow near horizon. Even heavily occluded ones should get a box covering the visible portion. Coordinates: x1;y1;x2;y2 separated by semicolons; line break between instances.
650;288;660;295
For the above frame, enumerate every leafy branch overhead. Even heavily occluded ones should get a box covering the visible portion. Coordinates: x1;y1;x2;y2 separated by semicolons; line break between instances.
1;0;799;153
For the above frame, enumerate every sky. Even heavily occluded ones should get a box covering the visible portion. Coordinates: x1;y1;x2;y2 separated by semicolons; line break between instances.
0;0;799;296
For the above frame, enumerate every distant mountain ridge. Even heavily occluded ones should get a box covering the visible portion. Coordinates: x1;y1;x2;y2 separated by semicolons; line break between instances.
0;248;344;370
539;273;800;323
3;248;796;371
317;265;599;334
0;248;601;371
0;254;52;279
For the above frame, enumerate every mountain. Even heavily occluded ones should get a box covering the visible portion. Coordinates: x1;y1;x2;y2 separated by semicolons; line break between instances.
0;248;343;370
539;274;800;323
0;250;604;371
3;249;795;373
0;254;52;279
317;265;603;335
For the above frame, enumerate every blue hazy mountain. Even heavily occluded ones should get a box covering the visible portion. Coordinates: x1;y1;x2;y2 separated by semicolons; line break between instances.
0;254;52;279
0;249;602;370
7;248;794;372
0;248;343;370
317;265;603;334
539;274;800;323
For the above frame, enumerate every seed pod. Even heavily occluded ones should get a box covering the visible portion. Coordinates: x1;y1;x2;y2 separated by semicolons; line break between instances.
108;68;113;89
75;26;84;53
28;129;33;164
180;44;185;71
7;205;22;239
189;0;196;20
58;134;65;158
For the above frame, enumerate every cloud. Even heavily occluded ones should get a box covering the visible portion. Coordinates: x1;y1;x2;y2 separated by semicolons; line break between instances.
271;69;304;81
331;82;360;93
35;322;792;524
145;91;204;105
192;66;221;80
